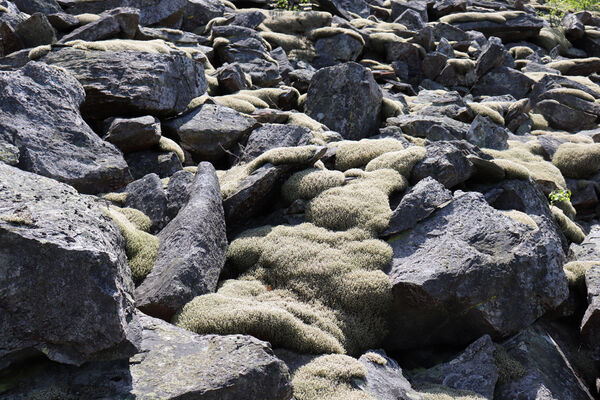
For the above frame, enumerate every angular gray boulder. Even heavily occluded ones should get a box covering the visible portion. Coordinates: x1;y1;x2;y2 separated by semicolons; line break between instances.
358;349;423;400
472;66;535;99
124;173;168;233
103;115;162;154
409;335;499;399
42;47;206;120
0;162;140;368
0;61;131;194
237;123;313;163
582;265;600;360
385;188;568;350
135;163;227;320
305;62;382;140
411;141;475;188
1;314;293;400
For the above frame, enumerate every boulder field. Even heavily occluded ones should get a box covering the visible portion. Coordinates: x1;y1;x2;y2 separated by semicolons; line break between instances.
1;0;600;398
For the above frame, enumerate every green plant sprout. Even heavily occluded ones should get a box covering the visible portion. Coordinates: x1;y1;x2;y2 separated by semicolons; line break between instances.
549;188;572;205
274;0;311;11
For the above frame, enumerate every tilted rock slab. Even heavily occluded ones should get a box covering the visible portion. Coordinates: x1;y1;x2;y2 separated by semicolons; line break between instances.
136;162;227;320
0;162;140;368
0;61;131;194
43;47;206;120
385;190;568;349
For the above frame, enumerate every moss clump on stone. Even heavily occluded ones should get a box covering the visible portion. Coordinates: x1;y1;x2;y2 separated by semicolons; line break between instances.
564;261;599;292
510;46;535;59
66;39;173;54
238;87;300;109
550;205;585;244
552;143;600;179
230;93;269;109
365;146;426;177
212;95;256;114
173;279;346;354
102;192;127;204
282;168;346;203
75;13;100;24
501;210;538;230
467;102;505;125
439;11;520;24
102;206;159;283
492;159;531;180
493;345;527;385
333;139;405;171
292;354;370;400
158;136;185;163
306;169;406;234
118;207;152;232
364;352;387;366
28;45;52;60
382;98;405;119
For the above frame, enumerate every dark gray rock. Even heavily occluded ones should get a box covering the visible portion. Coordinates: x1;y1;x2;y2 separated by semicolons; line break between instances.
383;177;453;236
125;150;182;180
213;25;281;87
495;325;594;400
319;0;370;19
0;162;140;368
472;66;534;99
411;141;475;188
569;224;600;262
391;0;428;22
358;349;423;400
386;114;470;141
423;52;448;80
182;0;226;31
395;9;425;31
0;0;27;29
536;100;597;133
435;37;455;57
529;74;600;105
14;12;56;47
431;0;467;19
305;62;382;140
103;116;162;153
0;141;19;166
0;21;23;56
582;265;600;360
124;173;168;233
540;88;600;117
58;7;139;43
12;0;62;14
452;12;543;42
230;10;266;29
217;62;250;94
409;335;499;400
42;47;206;120
163;103;256;162
562;13;585;42
1;314;293;400
237;123;313;163
386;42;424;84
475;36;505;78
0;61;131;194
467;114;509;150
385;189;568;350
314;32;364;67
165;169;195;220
135;163;227;320
60;0;187;27
46;12;81;32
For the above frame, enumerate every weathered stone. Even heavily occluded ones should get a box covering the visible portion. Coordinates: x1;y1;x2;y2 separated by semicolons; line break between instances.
182;0;226;31
14;12;56;47
467;114;509;150
165;169;195;220
562;13;585;42
395;9;425;31
103;116;162;153
12;0;62;14
536;100;597;133
409;335;499;400
217;62;250;94
471;66;534;99
60;0;187;27
163;103;256;162
0;141;19;166
495;325;594;399
383;177;453;237
358;349;423;400
58;7;139;43
125;173;168;233
569;224;600;262
319;0;370;19
0;162;140;368
391;0;428;22
136;163;227;320
385;186;568;349
125;150;182;180
452;12;543;42
237;123;313;163
423;52;448;79
314;32;364;67
411;141;475;188
582;265;600;360
386;114;470;141
42;47;206;120
1;314;293;400
431;0;467;19
305;62;382;140
475;36;505;78
0;62;131;194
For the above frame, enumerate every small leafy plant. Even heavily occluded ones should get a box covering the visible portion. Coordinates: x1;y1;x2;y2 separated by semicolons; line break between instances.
273;0;311;10
549;189;572;205
538;0;600;26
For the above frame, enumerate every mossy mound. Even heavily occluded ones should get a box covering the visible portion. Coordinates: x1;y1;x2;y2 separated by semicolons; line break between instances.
102;206;159;283
493;345;527;385
292;354;370;400
306;169;406;234
501;210;538;230
550;206;585;244
118;207;152;232
365;146;427;177
552;143;600;179
333;138;405;171
158;136;185;163
282;168;346;203
467;102;505;125
439;11;523;24
564;261;599;292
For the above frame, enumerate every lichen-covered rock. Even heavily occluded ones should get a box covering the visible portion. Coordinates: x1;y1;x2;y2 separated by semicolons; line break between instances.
0;61;131;194
472;66;534;99
103;115;162;153
237;124;314;163
306;62;382;140
385;188;568;350
42;46;206;120
0;162;140;369
467;114;509;150
411;141;475;188
135;163;227;320
358;349;423;400
0;314;293;400
409;335;499;399
582;265;600;360
125;150;183;179
124;173;168;233
386;114;470;141
0;141;19;166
